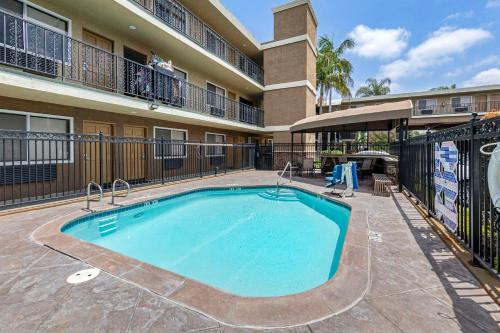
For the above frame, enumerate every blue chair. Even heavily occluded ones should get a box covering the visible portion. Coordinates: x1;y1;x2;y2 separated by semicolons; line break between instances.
325;164;343;190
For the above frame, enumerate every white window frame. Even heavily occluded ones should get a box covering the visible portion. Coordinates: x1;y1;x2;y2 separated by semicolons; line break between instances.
450;96;471;106
153;126;188;159
173;66;188;82
416;99;437;110
17;0;72;35
0;109;74;165
0;0;72;64
205;132;226;157
206;80;226;111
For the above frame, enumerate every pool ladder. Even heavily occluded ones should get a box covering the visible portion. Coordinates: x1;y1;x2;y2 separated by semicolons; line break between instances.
276;161;293;193
86;181;102;211
86;179;130;210
111;179;130;205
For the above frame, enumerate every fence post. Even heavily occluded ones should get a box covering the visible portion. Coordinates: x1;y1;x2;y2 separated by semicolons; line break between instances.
469;113;481;266
199;140;203;177
99;131;104;188
398;119;407;192
161;136;165;184
426;128;432;216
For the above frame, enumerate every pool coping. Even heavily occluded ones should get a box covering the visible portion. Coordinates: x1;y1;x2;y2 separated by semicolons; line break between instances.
31;184;370;329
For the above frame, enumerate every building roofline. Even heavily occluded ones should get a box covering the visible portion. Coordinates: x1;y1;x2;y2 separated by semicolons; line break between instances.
208;0;262;50
272;0;318;26
324;84;500;106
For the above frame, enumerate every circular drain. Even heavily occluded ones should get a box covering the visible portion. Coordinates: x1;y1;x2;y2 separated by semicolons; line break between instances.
66;268;100;284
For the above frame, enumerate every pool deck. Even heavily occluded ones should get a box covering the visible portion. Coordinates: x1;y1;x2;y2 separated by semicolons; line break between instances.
1;170;499;332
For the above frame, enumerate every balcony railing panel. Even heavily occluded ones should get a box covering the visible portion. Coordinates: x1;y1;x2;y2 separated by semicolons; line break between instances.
414;101;500;116
130;0;264;85
0;10;264;127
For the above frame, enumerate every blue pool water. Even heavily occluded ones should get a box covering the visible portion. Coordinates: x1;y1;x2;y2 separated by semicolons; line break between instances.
63;187;350;297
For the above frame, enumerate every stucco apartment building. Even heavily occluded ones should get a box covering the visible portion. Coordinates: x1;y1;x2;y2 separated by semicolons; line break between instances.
0;0;317;144
322;84;500;130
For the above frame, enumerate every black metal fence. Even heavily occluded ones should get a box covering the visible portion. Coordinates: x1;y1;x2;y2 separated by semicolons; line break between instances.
0;130;255;208
400;115;500;276
256;142;394;171
0;10;264;127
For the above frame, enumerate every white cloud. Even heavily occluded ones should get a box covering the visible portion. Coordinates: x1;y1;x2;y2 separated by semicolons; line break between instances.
445;10;474;21
348;25;410;60
487;0;500;8
379;27;492;80
446;55;500;77
463;68;500;86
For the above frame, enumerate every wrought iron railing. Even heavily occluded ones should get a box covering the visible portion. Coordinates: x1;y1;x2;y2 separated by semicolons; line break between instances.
255;143;395;171
130;0;264;85
414;101;500;116
400;115;500;276
0;129;256;208
0;10;264;127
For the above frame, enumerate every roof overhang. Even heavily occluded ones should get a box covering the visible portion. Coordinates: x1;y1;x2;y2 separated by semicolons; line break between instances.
291;100;413;133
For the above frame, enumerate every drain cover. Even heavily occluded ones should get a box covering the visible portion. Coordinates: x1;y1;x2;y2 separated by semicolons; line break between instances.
369;231;382;242
66;268;100;284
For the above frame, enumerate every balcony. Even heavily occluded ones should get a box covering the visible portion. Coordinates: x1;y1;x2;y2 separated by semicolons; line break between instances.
0;10;264;127
131;0;264;85
413;101;500;116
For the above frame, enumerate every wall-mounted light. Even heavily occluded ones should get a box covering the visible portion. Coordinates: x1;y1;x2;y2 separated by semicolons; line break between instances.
149;103;159;110
128;25;137;31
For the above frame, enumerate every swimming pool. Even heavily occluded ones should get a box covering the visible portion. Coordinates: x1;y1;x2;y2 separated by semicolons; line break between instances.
63;187;351;297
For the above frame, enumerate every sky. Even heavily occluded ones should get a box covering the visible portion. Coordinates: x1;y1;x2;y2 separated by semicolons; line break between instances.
221;0;500;96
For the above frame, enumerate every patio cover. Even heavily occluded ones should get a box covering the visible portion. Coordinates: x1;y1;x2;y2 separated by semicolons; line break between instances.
290;100;413;133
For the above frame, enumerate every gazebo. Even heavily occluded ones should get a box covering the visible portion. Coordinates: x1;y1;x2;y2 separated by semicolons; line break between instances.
289;100;413;189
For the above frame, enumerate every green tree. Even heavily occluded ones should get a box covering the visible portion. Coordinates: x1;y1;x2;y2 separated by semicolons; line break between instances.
317;36;355;113
355;78;391;97
430;84;457;91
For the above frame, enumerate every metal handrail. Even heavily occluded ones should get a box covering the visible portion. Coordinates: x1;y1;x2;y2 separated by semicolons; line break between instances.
276;161;292;192
87;181;103;210
111;179;131;205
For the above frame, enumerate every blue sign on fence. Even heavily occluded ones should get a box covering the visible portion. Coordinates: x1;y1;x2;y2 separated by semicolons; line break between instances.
434;141;459;232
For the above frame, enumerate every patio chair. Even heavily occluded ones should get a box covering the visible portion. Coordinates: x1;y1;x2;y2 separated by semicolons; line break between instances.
302;158;314;176
358;159;373;179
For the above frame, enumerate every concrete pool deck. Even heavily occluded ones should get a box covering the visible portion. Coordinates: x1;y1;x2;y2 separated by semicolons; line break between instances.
0;171;499;332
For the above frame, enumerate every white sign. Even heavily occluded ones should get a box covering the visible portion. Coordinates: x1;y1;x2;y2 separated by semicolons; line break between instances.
434;141;459;232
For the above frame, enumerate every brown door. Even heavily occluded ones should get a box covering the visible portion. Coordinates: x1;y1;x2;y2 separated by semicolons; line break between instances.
123;126;147;181
83;122;113;186
227;91;237;119
82;30;114;89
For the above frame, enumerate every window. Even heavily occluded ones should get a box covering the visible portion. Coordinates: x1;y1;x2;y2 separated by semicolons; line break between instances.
0;110;73;163
0;1;70;64
206;82;226;117
205;132;226;157
451;96;471;112
0;0;23;15
154;127;187;158
174;67;187;81
416;99;437;114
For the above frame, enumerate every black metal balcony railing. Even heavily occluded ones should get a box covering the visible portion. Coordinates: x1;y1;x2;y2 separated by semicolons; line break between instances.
132;0;264;85
0;10;264;127
414;101;500;116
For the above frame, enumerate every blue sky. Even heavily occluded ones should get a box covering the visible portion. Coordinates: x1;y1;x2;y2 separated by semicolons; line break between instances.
222;0;500;96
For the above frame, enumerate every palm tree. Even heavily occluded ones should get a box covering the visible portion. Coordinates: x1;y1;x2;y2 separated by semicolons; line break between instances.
355;78;391;97
317;36;355;113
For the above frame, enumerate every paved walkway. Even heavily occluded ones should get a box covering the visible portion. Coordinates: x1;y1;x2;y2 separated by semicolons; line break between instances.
0;171;499;332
